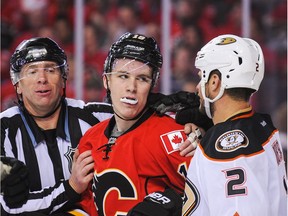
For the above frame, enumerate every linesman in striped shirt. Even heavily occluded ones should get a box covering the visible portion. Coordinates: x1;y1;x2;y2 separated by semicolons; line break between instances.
0;37;114;215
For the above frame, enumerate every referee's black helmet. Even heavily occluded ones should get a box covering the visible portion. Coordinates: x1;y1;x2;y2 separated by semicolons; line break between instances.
10;37;68;85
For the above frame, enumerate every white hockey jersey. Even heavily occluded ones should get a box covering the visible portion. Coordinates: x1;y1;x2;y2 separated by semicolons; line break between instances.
182;109;287;216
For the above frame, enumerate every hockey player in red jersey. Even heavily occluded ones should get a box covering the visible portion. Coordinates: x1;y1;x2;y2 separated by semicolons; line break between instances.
77;32;192;216
182;34;287;215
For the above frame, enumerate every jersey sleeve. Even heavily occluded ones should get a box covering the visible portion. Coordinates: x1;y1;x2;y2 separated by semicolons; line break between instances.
77;127;99;216
153;119;192;194
78;127;94;154
0;180;80;215
78;183;98;216
159;139;191;194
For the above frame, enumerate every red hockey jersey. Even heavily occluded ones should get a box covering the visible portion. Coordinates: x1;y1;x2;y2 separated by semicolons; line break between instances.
78;110;192;216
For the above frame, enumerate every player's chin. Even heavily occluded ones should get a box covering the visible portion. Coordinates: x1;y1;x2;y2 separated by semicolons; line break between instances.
120;110;139;118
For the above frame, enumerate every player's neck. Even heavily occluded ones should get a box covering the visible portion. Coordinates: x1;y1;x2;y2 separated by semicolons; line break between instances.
114;115;137;132
213;97;250;124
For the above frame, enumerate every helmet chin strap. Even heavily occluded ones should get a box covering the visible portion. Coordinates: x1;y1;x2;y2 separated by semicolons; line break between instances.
114;106;147;121
203;99;212;119
21;97;64;119
201;81;225;119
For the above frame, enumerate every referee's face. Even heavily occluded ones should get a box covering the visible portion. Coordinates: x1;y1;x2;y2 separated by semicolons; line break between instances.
17;61;64;116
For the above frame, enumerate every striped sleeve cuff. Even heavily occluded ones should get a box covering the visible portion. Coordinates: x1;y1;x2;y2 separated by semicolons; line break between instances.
63;180;81;202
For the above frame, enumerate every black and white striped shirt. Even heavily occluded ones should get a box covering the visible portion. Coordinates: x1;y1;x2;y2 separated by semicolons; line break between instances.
0;98;113;215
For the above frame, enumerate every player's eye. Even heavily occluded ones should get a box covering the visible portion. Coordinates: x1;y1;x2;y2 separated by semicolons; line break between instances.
118;73;129;79
136;75;152;83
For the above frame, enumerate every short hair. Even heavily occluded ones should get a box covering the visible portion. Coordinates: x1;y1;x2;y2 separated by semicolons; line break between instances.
210;70;254;102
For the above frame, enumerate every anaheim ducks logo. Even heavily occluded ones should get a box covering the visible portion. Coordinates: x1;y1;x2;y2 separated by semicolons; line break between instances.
216;37;236;45
215;130;249;152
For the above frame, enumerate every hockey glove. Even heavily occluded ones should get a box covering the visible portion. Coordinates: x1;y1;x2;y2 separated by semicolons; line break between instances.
175;107;213;131
149;91;200;116
127;188;183;216
1;156;30;208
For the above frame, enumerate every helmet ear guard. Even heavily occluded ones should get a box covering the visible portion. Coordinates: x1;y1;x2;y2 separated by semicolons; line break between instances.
10;37;68;85
103;32;163;87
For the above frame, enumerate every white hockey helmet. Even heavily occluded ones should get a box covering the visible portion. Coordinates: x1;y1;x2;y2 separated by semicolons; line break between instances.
195;34;265;118
195;34;264;91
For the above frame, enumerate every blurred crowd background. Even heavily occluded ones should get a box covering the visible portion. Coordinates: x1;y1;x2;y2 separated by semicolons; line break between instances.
1;0;287;145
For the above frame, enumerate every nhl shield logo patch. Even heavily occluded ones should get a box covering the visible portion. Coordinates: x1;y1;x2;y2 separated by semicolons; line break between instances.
160;130;187;154
215;130;249;152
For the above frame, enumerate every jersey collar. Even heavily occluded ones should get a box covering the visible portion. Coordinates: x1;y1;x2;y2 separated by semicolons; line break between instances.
225;106;254;122
20;99;69;147
104;108;155;139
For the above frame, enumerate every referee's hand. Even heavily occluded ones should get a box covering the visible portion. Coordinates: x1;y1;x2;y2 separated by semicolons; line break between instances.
1;156;30;208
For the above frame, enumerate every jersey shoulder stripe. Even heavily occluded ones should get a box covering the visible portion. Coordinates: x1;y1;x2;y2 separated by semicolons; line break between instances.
0;106;19;118
200;112;277;160
66;98;113;113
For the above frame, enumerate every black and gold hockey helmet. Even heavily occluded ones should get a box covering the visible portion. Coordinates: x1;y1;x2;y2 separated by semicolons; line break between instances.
104;32;163;87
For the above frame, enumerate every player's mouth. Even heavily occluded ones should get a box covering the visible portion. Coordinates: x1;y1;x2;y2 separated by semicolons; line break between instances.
120;97;138;105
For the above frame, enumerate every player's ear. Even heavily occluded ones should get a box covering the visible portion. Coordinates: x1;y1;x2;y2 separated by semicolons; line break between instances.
61;79;65;88
209;74;220;91
103;75;108;90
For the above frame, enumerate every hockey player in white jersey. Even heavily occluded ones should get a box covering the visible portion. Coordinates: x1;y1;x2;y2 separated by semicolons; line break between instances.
182;34;287;216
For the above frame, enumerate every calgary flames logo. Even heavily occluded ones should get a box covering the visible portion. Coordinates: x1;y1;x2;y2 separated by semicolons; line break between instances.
216;37;237;45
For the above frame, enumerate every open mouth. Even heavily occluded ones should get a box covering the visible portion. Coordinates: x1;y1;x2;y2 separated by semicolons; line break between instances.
36;90;49;93
35;89;50;94
120;97;138;105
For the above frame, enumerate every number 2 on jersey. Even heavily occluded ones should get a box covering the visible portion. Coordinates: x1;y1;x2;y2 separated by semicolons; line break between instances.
222;167;247;197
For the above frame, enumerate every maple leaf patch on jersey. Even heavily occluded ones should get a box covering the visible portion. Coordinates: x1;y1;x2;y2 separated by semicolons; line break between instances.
215;129;249;152
160;130;186;154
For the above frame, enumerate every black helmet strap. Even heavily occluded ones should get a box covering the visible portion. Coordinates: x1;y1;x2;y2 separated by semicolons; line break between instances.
19;96;64;119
